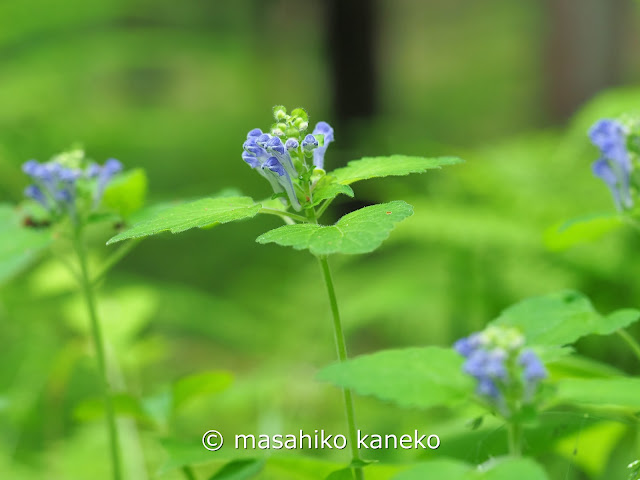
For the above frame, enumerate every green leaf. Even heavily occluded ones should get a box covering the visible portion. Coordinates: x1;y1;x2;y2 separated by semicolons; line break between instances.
317;347;474;409
102;168;148;218
331;156;463;185
394;458;549;480
74;393;151;423
544;213;624;251
554;377;640;410
490;290;640;347
256;201;413;255
0;204;53;284
324;468;354;480
172;371;233;411
311;181;354;207
106;196;261;244
209;459;266;480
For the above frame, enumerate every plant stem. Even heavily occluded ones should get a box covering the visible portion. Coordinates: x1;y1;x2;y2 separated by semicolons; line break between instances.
617;329;640;364
181;466;197;480
507;421;522;457
73;227;123;480
92;238;141;286
259;207;309;223
317;255;364;480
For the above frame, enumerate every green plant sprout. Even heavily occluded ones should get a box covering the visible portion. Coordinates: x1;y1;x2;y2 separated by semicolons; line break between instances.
106;105;462;479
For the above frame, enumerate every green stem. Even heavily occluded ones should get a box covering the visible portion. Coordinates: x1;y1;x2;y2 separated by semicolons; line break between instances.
181;466;197;480
259;207;309;223
92;238;141;286
617;329;640;364
507;421;522;457
318;255;364;480
316;198;334;219
73;228;122;480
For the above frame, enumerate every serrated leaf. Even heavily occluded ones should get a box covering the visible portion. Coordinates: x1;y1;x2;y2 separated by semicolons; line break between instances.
74;393;151;423
102;168;148;217
394;457;549;480
490;290;640;347
256;201;413;255
554;377;640;410
311;182;354;207
331;156;463;185
318;347;474;409
544;213;624;251
0;204;53;284
172;371;233;411
107;196;260;244
209;459;266;480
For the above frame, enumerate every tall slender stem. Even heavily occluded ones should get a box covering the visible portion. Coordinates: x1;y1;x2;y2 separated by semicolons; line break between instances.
73;228;122;480
507;421;522;457
617;329;640;364
318;255;364;480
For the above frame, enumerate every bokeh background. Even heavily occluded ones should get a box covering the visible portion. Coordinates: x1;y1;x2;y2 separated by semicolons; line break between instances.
2;1;640;479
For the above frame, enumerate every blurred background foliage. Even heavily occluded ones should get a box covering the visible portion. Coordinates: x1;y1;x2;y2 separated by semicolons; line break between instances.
2;0;640;479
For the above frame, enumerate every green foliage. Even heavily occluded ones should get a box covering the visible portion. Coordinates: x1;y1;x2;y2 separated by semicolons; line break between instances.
331;156;463;185
102;168;148;218
106;196;261;244
172;370;233;411
393;457;550;480
490;290;640;347
256;201;413;255
544;213;624;251
209;459;266;480
554;377;640;410
0;203;52;284
324;468;355;480
310;180;355;207
74;393;151;424
318;347;474;409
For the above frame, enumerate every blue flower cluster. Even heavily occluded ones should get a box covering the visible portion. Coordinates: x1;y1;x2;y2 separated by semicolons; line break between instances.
589;119;633;210
242;106;334;211
23;155;122;221
454;326;547;413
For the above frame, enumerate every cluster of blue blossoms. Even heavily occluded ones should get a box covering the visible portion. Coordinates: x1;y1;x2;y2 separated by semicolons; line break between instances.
589;118;635;211
454;326;547;415
23;150;122;222
242;106;334;211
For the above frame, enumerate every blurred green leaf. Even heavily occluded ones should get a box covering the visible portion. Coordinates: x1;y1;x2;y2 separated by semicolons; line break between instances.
544;213;624;251
311;181;354;207
331;156;463;185
0;204;52;284
172;370;233;412
554;377;640;410
106;196;260;244
102;168;148;218
256;201;413;255
324;468;354;480
393;457;549;480
209;459;265;480
74;393;151;423
318;347;473;409
491;290;640;347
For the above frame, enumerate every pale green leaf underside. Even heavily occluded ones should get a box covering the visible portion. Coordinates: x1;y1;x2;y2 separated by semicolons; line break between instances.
310;182;354;207
256;200;413;255
544;213;623;251
331;155;463;185
394;458;550;480
317;347;474;409
555;377;640;410
107;196;261;244
490;290;640;347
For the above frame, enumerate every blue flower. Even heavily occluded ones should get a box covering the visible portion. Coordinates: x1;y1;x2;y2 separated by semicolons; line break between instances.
265;136;298;178
24;185;49;209
301;134;319;153
589;119;633;210
311;121;334;169
519;349;547;382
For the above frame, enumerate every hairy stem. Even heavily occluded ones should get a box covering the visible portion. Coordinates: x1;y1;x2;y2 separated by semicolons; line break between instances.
259;207;309;223
318;255;364;480
73;228;122;480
